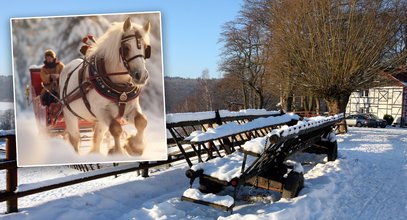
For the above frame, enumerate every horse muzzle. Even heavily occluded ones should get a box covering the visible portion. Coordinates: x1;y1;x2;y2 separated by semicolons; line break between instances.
131;70;149;85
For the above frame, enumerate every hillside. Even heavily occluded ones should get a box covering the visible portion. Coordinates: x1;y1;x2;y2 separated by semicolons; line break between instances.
164;76;200;113
0;75;13;102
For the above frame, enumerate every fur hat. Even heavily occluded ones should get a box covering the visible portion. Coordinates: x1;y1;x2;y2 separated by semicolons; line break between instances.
44;49;56;59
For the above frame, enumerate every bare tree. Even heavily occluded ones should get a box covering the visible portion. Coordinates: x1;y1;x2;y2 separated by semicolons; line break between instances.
270;0;407;115
0;110;15;130
198;68;213;111
219;0;274;109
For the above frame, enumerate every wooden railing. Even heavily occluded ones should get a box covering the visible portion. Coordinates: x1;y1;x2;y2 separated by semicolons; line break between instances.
0;132;182;214
0;134;17;213
0;109;291;214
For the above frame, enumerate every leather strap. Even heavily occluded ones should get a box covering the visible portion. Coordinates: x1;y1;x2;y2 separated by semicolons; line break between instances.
62;59;87;120
79;61;96;117
61;59;96;120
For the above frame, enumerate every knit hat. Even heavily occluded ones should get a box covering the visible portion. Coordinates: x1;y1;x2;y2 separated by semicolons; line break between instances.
44;49;56;59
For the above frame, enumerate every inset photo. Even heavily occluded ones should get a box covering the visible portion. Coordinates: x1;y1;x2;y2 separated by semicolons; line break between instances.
11;12;167;166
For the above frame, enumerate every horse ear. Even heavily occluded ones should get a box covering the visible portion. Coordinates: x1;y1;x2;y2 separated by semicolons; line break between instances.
144;21;151;34
123;17;132;32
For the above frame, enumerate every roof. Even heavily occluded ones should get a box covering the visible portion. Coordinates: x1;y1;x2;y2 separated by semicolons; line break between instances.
392;72;407;85
383;66;407;87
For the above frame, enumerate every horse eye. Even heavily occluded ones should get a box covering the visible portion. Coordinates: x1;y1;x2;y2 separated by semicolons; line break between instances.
123;45;130;56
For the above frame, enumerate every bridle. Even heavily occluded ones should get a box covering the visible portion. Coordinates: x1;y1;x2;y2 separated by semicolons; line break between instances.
119;30;151;73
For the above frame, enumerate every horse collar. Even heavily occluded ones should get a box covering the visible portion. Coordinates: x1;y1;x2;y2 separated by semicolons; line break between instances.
88;56;141;117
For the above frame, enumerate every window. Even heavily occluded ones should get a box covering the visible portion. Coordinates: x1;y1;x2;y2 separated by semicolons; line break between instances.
360;90;369;97
359;107;369;114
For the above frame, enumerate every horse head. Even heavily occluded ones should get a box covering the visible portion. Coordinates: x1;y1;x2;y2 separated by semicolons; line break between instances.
120;17;151;86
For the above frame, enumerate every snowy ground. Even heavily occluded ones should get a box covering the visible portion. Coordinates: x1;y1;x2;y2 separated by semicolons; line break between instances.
15;110;167;167
1;127;407;219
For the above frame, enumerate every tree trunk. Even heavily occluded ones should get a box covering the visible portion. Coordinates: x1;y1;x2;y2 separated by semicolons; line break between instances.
325;94;349;114
308;96;314;112
242;83;248;109
325;93;350;133
287;96;293;112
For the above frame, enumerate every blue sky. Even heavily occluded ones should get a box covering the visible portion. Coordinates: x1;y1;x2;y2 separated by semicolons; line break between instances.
1;0;242;78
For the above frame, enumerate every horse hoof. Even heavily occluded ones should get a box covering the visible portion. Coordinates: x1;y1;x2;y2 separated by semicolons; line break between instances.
125;145;144;156
124;135;144;156
89;149;100;154
108;148;123;155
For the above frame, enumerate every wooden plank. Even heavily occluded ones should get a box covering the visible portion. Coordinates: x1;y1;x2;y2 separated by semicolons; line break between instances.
245;176;283;192
181;196;234;212
0;159;17;170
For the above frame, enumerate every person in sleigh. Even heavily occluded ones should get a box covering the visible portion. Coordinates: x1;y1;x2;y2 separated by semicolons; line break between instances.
40;49;64;106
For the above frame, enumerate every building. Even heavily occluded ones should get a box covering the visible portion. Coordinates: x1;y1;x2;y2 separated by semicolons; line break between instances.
346;69;407;126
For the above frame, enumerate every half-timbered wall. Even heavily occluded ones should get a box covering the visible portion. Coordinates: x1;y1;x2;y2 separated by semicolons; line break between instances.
346;86;406;126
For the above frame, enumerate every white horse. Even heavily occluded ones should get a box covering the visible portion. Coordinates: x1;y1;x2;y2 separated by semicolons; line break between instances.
59;17;151;156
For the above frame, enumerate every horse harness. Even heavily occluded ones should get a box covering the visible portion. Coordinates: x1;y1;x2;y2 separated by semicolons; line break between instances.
61;56;142;121
59;30;149;121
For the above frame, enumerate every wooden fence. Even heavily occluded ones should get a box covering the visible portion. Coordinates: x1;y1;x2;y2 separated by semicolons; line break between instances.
0;110;298;214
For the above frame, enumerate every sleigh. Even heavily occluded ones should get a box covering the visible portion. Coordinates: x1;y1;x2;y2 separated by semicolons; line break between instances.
29;67;94;132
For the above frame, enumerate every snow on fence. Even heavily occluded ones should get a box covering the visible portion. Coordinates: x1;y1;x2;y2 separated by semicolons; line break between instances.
185;113;299;143
166;109;280;124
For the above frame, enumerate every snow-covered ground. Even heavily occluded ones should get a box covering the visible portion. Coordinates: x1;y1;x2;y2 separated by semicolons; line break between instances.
15;110;167;167
1;127;407;219
0;102;13;111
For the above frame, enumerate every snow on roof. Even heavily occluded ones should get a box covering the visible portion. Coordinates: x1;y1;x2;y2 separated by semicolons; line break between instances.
166;109;280;124
182;188;234;208
185;113;300;143
29;65;43;69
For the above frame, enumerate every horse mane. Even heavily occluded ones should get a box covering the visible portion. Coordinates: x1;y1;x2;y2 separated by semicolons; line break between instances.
87;21;149;71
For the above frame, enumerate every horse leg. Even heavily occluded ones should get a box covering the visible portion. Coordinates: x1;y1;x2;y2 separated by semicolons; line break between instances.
108;119;124;155
64;112;81;153
125;111;147;156
91;122;108;153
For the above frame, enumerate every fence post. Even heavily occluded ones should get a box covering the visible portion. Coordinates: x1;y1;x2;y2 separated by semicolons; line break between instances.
141;162;149;177
6;135;18;213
